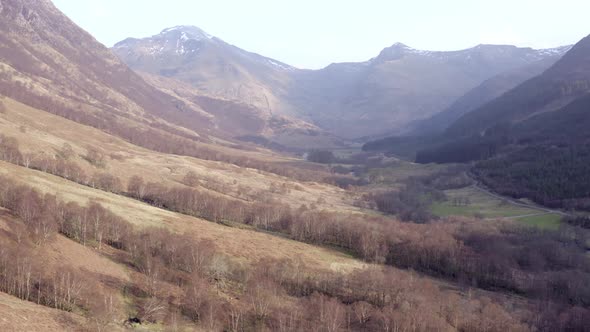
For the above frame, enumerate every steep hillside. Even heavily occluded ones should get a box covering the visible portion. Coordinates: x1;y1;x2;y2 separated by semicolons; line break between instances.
290;43;570;138
113;26;341;149
113;28;569;140
447;35;590;137
0;0;219;140
407;53;566;135
472;93;590;210
405;34;590;209
1;1;589;331
139;72;343;150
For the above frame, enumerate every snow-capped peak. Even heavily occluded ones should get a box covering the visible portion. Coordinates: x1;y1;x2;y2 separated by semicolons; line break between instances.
373;42;434;61
160;25;213;41
535;45;573;57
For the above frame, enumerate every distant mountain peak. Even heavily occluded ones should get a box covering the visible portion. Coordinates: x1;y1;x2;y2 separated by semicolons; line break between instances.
159;25;213;41
373;42;433;62
113;25;218;56
390;42;411;48
372;42;572;64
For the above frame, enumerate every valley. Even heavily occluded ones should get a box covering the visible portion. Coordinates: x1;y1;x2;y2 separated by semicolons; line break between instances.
0;0;589;331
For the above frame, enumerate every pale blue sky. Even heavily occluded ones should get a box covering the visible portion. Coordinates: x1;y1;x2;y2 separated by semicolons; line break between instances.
53;0;590;69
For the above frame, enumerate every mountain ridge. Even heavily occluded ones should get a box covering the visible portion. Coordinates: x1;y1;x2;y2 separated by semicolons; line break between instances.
113;25;572;140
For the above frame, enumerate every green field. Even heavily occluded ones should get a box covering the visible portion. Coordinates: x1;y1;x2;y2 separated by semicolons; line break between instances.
516;214;561;230
431;186;562;229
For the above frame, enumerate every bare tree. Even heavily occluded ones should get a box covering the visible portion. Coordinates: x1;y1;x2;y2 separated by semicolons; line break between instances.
182;274;210;322
85;147;106;168
139;297;167;323
0;134;22;164
352;301;373;325
128;175;147;199
58;143;76;160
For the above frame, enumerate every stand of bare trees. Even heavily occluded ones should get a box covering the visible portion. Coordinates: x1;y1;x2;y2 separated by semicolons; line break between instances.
1;133;590;330
3;130;589;313
0;175;588;331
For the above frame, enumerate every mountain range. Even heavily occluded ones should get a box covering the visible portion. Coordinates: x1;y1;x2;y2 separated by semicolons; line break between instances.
365;34;590;210
1;1;590;330
112;25;571;143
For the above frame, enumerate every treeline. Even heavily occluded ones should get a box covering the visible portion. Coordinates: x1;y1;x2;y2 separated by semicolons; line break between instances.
3;135;590;315
565;215;590;229
415;135;504;164
474;145;590;210
0;177;127;318
371;181;445;223
126;174;590;312
368;167;472;222
0;175;557;331
0;135;124;193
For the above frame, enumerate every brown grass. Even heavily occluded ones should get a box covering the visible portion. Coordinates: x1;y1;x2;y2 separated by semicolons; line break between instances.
0;160;365;273
0;292;86;332
0;97;360;212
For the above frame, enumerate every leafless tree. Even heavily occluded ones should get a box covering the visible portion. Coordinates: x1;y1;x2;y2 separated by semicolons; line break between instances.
85;147;106;168
128;175;147;199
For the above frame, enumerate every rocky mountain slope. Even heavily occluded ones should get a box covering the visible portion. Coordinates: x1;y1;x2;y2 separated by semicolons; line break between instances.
401;34;590;210
113;26;341;149
0;0;225;142
114;28;570;139
290;43;571;138
446;35;590;137
406;53;567;135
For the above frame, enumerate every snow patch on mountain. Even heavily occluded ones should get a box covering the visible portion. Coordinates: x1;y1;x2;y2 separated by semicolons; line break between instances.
536;45;573;57
372;42;572;64
267;59;293;70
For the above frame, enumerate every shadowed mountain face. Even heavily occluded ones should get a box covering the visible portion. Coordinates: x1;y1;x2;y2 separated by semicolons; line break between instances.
366;34;590;160
289;43;571;138
367;34;590;210
406;54;567;135
446;35;590;138
114;28;570;139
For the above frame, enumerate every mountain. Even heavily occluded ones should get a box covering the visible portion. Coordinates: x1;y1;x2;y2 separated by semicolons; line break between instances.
1;2;589;330
408;34;590;210
0;0;220;142
446;35;590;137
114;28;570;140
290;43;571;138
113;25;294;107
113;26;341;149
406;52;568;135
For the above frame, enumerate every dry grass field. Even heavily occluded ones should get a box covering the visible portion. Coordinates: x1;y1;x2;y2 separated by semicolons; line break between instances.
0;292;87;332
0;97;360;213
0;160;365;273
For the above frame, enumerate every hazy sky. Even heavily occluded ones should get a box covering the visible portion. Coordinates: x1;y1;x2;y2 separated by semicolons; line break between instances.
53;0;590;69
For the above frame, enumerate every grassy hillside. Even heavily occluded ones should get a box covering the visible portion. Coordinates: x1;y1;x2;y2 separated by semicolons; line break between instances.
0;2;588;331
0;97;357;212
0;292;87;332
